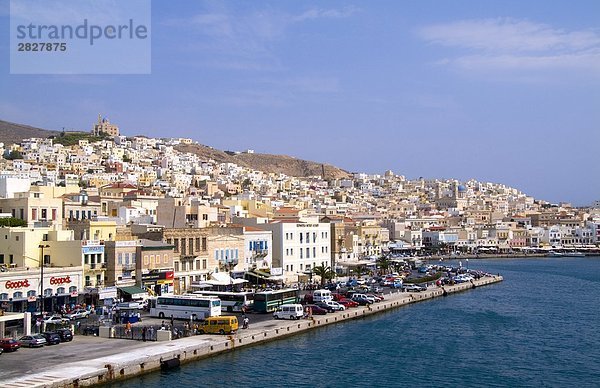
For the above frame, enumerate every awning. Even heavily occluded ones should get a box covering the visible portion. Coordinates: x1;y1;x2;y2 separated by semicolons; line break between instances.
118;286;148;297
245;269;283;282
191;273;248;288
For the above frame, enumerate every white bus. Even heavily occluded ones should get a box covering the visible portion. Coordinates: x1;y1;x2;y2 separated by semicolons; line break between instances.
192;291;254;313
149;295;221;320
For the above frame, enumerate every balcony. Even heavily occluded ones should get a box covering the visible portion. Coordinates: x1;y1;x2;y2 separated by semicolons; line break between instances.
86;263;107;270
251;249;268;258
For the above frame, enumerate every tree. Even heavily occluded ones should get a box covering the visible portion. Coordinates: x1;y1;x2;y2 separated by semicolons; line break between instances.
376;255;391;274
312;264;335;287
242;178;252;190
4;150;23;160
0;217;27;227
352;265;367;279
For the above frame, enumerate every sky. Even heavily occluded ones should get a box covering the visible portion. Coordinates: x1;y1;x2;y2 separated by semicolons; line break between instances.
1;0;599;206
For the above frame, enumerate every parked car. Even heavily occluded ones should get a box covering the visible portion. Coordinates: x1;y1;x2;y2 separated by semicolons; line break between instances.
314;301;335;313
367;293;384;302
352;297;372;306
18;334;46;348
0;338;20;352
54;328;74;342
351;293;375;304
304;304;328;315
402;284;427;292
337;298;359;308
65;309;90;320
321;300;346;311
40;332;61;345
43;315;69;325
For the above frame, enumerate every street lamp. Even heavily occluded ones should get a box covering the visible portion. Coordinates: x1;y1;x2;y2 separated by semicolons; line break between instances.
38;244;50;313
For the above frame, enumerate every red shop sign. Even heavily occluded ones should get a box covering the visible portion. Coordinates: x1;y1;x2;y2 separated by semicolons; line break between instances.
5;279;30;289
49;276;72;285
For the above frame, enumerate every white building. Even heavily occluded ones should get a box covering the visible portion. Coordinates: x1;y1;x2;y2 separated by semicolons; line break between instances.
242;226;273;272
263;221;331;283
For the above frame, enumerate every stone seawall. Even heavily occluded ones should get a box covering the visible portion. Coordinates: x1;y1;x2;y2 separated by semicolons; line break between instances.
2;276;503;388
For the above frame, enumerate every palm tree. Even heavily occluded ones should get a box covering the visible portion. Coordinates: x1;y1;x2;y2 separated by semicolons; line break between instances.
376;255;391;275
312;264;335;287
352;265;367;279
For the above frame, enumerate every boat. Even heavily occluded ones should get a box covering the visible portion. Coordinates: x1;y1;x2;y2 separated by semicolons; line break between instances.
547;251;564;257
564;251;585;257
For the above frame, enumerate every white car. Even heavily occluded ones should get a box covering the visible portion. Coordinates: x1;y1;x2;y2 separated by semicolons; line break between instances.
43;315;70;325
323;300;346;311
65;309;90;320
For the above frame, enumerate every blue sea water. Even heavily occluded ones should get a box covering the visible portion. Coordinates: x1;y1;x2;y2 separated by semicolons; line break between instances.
117;257;600;387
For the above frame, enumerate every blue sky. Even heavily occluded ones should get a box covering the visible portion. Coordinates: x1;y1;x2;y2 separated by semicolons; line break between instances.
1;0;599;205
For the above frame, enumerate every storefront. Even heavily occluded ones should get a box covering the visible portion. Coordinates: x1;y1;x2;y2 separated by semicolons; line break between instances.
141;269;174;296
0;267;83;313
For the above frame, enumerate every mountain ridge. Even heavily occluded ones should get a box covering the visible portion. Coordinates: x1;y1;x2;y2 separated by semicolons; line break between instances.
0;119;350;179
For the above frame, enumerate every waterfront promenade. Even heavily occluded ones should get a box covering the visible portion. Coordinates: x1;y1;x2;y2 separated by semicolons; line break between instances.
1;275;502;387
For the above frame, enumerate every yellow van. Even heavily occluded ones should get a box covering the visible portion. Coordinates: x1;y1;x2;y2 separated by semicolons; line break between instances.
199;316;239;334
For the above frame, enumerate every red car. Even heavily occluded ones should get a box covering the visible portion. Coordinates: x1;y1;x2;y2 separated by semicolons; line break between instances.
337;299;359;308
304;304;328;315
0;338;21;352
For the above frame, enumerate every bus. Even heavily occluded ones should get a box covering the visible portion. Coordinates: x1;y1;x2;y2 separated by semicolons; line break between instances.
253;288;300;313
192;291;254;313
148;295;221;321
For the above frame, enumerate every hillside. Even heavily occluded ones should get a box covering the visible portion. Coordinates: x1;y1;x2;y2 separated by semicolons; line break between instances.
175;143;351;179
0;119;351;179
0;120;61;145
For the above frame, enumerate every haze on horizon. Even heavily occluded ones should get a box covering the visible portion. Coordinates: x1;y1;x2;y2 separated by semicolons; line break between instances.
1;0;599;206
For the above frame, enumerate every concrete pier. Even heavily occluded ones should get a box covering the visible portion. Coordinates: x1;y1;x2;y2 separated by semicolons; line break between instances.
1;275;502;387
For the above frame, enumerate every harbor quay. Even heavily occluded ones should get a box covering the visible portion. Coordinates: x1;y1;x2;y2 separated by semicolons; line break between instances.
1;275;503;388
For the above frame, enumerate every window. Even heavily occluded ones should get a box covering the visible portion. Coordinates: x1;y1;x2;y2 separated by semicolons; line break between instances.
299;233;303;243
306;247;310;258
0;293;8;300
175;261;180;271
132;253;136;264
144;255;149;265
202;259;207;269
0;254;3;264
9;254;13;264
313;232;317;242
300;249;303;259
313;247;316;257
306;232;310;243
27;290;36;297
174;239;179;252
164;254;169;263
118;253;123;265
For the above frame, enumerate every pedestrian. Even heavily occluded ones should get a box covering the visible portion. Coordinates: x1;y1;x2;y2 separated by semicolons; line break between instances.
170;314;174;327
125;320;132;335
142;326;147;342
160;321;166;330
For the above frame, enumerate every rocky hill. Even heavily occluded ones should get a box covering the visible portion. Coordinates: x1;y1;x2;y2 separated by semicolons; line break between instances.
0;120;61;145
0;119;351;179
175;143;351;179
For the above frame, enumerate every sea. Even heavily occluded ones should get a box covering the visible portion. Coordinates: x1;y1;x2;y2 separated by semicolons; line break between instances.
111;257;600;388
